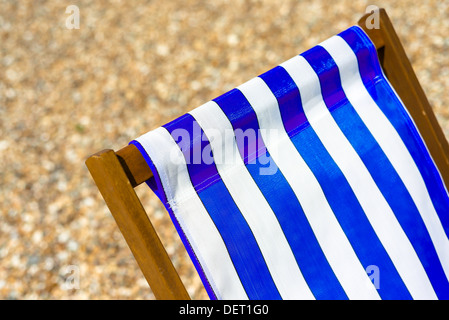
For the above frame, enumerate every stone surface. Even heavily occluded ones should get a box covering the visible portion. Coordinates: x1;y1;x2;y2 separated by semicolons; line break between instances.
0;0;447;299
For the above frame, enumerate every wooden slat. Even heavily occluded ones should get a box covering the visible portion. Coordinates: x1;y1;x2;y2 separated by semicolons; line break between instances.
358;9;449;189
358;17;385;50
85;149;190;300
116;144;153;187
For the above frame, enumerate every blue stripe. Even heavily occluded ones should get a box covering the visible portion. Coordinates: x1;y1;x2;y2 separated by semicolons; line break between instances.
302;44;449;299
214;90;348;299
163;113;281;300
213;89;267;165
340;26;449;239
338;28;449;298
129;139;217;299
131;25;449;300
129;140;168;205
260;65;413;299
302;44;449;298
162;114;221;192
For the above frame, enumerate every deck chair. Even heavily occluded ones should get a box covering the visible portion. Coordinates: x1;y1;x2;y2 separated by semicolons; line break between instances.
85;9;449;300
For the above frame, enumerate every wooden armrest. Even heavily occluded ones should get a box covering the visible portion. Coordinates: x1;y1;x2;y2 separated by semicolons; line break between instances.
116;144;153;187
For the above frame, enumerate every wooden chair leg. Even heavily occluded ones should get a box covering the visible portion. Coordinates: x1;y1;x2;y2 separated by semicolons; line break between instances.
85;149;190;300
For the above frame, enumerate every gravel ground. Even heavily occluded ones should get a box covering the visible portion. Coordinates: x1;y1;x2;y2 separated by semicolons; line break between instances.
0;0;448;300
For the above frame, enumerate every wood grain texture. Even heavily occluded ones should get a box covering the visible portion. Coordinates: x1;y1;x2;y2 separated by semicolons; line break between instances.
116;144;153;188
85;149;190;300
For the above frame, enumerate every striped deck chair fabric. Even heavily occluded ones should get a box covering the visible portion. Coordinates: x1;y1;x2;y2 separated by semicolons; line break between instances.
131;26;449;300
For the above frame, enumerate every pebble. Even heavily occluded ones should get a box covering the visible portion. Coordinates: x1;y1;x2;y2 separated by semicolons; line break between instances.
1;0;447;300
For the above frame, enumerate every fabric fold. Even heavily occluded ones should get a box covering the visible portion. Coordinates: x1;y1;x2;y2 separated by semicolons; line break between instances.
131;25;449;300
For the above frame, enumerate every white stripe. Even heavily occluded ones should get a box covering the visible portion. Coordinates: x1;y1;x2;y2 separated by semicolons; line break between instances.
136;128;248;300
321;34;449;283
282;54;437;299
238;77;381;300
189;102;315;300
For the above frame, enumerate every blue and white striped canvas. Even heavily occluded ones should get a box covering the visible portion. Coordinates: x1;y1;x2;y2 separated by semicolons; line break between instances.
131;26;449;300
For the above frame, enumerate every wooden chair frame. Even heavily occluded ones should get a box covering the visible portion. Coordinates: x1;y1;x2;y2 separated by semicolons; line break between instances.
85;9;449;300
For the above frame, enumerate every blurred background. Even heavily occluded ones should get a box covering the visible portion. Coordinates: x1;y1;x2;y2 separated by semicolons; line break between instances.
0;0;448;299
